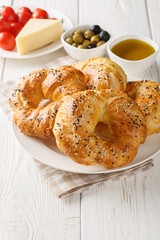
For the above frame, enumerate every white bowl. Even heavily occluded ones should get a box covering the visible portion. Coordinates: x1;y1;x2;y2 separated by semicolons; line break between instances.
61;24;109;61
107;35;159;75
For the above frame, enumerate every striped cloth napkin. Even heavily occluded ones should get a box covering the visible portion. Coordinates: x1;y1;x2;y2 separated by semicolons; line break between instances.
0;56;154;198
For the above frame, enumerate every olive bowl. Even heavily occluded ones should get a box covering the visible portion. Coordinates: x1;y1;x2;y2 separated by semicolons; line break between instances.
61;24;109;61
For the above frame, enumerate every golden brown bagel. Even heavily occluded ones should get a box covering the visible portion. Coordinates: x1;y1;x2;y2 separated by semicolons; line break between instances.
126;80;160;135
53;89;147;169
73;57;127;91
9;66;86;138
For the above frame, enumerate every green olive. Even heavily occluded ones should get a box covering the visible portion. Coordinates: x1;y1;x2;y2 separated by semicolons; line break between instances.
96;40;106;47
83;40;91;48
66;37;74;45
73;30;84;36
84;30;94;39
73;34;84;44
72;43;78;47
91;35;100;43
78;44;87;49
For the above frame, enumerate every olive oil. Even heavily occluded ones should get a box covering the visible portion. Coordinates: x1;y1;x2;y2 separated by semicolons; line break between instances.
111;39;155;61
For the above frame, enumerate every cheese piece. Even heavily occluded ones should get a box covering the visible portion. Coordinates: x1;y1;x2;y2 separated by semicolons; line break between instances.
16;19;63;55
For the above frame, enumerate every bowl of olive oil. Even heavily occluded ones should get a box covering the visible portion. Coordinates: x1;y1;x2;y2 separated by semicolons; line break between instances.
107;35;159;75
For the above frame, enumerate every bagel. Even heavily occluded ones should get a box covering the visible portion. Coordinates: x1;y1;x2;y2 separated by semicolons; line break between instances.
126;80;160;135
73;57;127;91
9;66;86;138
53;89;147;168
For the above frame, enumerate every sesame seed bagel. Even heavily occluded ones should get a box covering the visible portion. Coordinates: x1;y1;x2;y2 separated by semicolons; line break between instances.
73;57;127;91
126;80;160;135
9;66;86;139
53;89;147;169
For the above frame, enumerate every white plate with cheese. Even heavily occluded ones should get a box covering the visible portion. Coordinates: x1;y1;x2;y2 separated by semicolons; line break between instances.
0;6;73;59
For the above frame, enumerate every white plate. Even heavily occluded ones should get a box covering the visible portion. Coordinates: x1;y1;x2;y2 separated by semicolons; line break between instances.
0;6;73;59
12;121;160;174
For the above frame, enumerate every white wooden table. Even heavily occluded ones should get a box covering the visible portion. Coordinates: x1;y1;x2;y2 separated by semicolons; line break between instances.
0;0;160;239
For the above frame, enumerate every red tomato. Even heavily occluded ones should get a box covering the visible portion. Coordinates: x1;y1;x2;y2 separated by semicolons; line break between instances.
17;7;31;15
0;31;15;51
0;6;17;23
32;8;48;19
14;14;19;22
0;17;11;32
10;22;23;37
18;12;31;26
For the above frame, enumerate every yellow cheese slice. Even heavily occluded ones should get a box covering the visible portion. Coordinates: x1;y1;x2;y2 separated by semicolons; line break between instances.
16;19;63;55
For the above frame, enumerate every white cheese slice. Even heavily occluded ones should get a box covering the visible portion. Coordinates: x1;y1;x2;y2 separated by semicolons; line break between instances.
16;19;63;55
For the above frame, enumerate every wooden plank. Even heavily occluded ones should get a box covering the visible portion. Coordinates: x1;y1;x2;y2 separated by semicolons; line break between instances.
79;0;160;239
0;0;13;7
79;0;151;36
81;155;160;239
54;0;78;26
0;0;81;240
146;0;160;82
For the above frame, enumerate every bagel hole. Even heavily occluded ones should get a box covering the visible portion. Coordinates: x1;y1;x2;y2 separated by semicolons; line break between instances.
39;99;53;107
94;122;113;141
